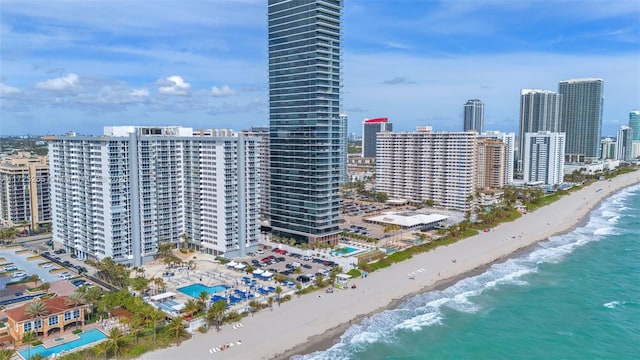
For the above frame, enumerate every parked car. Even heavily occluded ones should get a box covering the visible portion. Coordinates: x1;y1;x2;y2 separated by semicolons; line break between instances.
302;264;312;269
11;272;26;278
15;292;23;297
54;249;66;254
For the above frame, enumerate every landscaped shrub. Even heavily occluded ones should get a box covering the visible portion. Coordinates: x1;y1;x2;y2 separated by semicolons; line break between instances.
128;344;149;357
72;329;82;334
198;325;208;333
31;340;43;346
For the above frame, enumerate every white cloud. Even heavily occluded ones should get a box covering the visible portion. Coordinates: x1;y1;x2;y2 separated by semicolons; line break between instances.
34;73;79;91
211;85;235;97
0;82;20;95
157;75;191;96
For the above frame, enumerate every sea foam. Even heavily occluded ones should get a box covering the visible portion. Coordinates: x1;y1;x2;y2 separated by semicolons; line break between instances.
293;184;639;360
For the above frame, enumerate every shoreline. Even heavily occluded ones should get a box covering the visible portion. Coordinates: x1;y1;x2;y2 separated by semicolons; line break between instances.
140;170;640;360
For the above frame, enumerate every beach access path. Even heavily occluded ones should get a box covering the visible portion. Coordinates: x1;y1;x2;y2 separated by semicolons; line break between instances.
140;170;640;360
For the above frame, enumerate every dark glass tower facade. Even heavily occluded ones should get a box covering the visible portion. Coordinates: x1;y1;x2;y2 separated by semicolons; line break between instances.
463;99;484;133
268;0;344;244
558;78;603;162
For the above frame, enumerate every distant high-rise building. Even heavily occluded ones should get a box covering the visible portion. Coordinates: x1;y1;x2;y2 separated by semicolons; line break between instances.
629;110;640;141
0;152;50;230
522;131;565;185
48;126;260;266
376;127;476;211
478;131;516;185
463;99;484;133
616;126;633;161
558;78;604;162
268;0;344;245
518;89;561;169
362;118;392;157
476;138;505;189
600;137;617;160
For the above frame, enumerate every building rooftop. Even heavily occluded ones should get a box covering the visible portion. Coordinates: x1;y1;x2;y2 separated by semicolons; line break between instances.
4;296;73;323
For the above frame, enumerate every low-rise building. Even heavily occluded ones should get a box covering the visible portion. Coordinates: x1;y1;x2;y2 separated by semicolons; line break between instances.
4;296;85;345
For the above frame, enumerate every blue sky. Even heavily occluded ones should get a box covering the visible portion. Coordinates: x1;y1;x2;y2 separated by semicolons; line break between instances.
1;0;639;137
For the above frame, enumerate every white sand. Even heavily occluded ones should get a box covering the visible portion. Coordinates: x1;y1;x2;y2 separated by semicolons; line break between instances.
140;170;640;360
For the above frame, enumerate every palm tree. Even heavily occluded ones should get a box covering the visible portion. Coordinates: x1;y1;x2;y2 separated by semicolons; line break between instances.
65;292;86;329
274;286;283;307
295;283;302;297
0;349;14;360
21;330;37;360
148;310;165;345
130;314;145;344
247;300;259;317
24;300;49;336
152;277;166;295
106;327;124;359
182;299;199;318
206;300;227;331
27;353;45;360
93;341;109;360
27;274;40;287
39;282;50;294
267;296;274;311
197;291;209;312
167;317;187;345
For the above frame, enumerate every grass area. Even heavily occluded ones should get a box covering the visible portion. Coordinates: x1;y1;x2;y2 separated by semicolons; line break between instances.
15;249;32;255
27;255;42;261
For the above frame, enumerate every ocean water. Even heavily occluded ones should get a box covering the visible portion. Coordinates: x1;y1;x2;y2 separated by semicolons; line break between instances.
295;184;640;360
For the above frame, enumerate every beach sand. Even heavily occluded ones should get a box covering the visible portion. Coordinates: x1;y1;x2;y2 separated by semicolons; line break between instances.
140;170;640;360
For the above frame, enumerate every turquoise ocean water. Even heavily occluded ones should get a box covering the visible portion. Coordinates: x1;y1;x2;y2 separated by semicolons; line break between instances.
295;184;640;360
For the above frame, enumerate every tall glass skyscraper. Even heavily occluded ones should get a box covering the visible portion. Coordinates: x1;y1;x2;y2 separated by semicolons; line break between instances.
558;78;604;162
463;99;484;133
629;110;640;141
268;0;344;245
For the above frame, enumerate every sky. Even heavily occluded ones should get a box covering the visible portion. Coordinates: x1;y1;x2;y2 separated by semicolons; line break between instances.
1;0;639;137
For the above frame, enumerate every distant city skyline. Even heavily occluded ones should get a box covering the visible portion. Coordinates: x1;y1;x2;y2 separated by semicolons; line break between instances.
1;0;638;137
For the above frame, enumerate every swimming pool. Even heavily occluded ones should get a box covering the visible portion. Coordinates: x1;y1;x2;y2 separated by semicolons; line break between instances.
331;246;359;256
177;283;229;298
18;328;106;359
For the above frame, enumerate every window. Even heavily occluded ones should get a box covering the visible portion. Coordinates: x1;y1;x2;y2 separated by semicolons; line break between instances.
23;322;32;332
64;311;72;321
49;315;59;326
73;309;80;319
35;318;42;329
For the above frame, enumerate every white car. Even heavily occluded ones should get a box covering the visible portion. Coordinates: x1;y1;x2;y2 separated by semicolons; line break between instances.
59;274;72;280
42;263;53;268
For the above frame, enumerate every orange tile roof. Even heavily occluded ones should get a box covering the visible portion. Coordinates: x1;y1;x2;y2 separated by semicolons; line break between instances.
4;296;76;323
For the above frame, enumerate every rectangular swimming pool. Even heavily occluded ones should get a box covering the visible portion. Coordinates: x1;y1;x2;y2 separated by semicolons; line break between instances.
331;246;359;256
18;328;106;359
177;283;229;298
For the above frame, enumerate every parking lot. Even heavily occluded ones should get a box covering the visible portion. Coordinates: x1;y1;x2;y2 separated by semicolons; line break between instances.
240;246;340;284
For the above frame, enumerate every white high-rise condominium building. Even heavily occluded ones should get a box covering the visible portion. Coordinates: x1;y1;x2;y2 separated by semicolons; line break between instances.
519;89;561;169
600;137;617;160
478;131;515;185
523;131;565;185
376;127;476;211
48;126;260;266
463;99;484;133
616;126;633;161
241;127;270;221
629;110;640;159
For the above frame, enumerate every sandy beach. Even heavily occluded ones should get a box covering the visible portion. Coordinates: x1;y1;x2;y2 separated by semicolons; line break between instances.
140;170;640;360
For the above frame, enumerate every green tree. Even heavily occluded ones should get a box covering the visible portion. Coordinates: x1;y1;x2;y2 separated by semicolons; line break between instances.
21;330;37;360
247;300;259;317
0;349;14;360
206;300;227;331
274;286;283;307
24;300;49;335
197;291;209;312
267;296;274;311
148;310;166;345
27;274;40;286
64;291;87;329
182;299;199;318
106;327;124;360
167;316;187;345
130;314;146;344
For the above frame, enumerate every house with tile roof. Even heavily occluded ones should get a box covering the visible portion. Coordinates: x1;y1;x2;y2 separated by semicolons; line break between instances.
4;296;85;345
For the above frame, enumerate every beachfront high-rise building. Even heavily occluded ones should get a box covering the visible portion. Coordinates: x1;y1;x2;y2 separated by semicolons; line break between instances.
0;152;51;231
241;127;270;221
629;110;640;159
463;99;484;133
558;78;604;162
268;0;345;245
376;127;476;211
362;118;392;158
600;137;617;160
616;126;633;161
476;138;506;189
48;126;260;266
478;131;515;185
522;131;565;185
518;89;561;170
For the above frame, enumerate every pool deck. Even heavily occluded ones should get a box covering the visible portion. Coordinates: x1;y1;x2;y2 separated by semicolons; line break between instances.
26;322;108;355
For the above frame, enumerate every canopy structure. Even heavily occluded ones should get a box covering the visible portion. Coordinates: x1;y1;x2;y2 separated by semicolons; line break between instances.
234;263;246;270
260;271;273;278
252;269;264;275
149;291;176;302
226;261;238;267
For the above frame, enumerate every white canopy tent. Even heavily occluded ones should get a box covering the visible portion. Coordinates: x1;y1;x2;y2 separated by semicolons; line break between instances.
260;271;273;278
226;261;238;267
234;263;246;270
252;269;264;275
149;291;176;302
